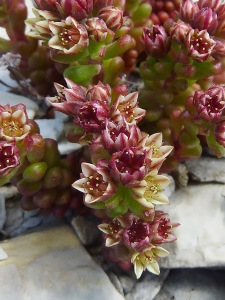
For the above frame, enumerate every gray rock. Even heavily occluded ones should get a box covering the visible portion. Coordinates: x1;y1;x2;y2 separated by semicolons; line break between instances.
23;208;40;220
4;217;24;236
0;185;19;199
5;201;23;228
118;275;136;295
125;269;169;300
35;119;64;141
71;216;101;246
0;193;6;230
160;184;225;268
154;269;225;300
171;163;189;187
0;221;125;300
21;217;42;230
0;246;8;261
58;140;81;155
107;272;124;295
186;157;225;183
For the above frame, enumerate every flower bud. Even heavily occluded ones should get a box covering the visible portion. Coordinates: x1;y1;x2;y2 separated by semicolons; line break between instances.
142;25;170;59
193;85;225;122
170;21;192;44
85;17;108;42
98;6;123;31
86;82;111;103
180;0;199;23
34;0;58;12
193;7;218;35
56;0;93;21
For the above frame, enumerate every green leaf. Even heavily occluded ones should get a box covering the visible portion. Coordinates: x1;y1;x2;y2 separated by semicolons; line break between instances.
64;64;101;87
50;48;89;64
206;129;225;158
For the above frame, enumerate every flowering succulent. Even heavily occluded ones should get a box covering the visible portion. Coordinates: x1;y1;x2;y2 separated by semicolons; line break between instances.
48;17;89;54
0;104;31;142
193;85;225;122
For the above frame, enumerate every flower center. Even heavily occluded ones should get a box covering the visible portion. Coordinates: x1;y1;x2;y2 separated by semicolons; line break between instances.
116;148;146;175
190;34;210;54
59;27;80;48
158;218;171;239
2;120;23;137
0;145;18;169
127;220;149;243
85;174;108;197
205;94;225;113
108;220;122;236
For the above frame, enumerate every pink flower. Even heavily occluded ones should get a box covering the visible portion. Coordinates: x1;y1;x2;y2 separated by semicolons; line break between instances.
98;217;125;247
142;25;170;59
0;104;30;142
122;214;156;252
109;147;151;186
151;211;179;244
72;161;116;205
49;16;89;54
193;85;225;122
180;0;199;23
192;7;218;35
46;79;86;116
56;0;93;21
76;100;110;132
0;141;20;176
170;21;192;44
185;29;216;62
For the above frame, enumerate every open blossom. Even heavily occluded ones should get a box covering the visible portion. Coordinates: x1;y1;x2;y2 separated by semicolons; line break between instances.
122;214;156;252
72;161;116;205
136;170;171;209
46;79;86;116
139;132;173;171
131;246;169;278
76;100;110;132
109;147;151;186
98;217;125;247
0;141;20;176
25;8;59;40
142;25;170;59
48;16;89;54
111;92;145;124
151;211;179;244
0;104;30;142
185;29;216;62
193;85;225;122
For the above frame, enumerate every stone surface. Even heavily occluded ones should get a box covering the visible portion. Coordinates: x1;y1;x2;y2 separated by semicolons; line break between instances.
125;269;169;300
0;185;19;199
0;246;8;261
118;275;136;295
71;216;101;246
154;269;225;300
0;193;6;230
0;221;125;300
58;140;81;155
185;157;225;183
159;184;225;268
35;119;64;141
107;272;124;295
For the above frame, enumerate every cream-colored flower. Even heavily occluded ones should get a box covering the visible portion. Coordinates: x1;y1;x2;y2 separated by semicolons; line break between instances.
131;246;169;279
49;16;89;54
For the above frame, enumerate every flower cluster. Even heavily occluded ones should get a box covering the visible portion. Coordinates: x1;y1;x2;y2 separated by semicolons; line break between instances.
52;79;178;278
139;0;225;170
